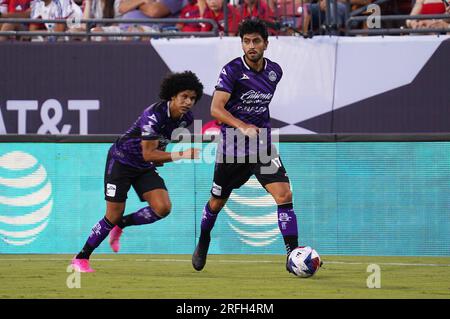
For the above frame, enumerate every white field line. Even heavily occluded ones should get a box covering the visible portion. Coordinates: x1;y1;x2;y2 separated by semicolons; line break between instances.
0;257;449;267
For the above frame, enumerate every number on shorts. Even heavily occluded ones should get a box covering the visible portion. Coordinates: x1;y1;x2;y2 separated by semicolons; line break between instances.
271;157;282;168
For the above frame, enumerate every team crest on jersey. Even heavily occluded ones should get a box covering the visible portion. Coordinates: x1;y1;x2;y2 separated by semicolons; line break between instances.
268;71;277;82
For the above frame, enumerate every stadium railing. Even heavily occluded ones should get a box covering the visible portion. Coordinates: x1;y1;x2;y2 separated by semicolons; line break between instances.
346;13;450;35
344;0;450;36
1;1;448;40
0;18;219;40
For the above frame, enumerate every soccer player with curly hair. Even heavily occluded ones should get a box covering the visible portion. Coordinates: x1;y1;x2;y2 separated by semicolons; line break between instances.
72;71;204;272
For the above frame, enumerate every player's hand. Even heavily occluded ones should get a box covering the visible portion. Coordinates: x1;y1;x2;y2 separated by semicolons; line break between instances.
238;124;260;138
180;148;200;160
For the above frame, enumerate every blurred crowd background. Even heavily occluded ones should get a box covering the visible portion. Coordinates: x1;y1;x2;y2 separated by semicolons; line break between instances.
0;0;449;41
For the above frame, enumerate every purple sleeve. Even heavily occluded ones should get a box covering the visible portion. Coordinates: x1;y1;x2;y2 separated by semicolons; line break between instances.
214;64;236;94
278;65;283;84
140;108;162;140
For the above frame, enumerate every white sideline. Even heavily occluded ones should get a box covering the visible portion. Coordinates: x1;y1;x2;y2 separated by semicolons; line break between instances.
0;257;450;267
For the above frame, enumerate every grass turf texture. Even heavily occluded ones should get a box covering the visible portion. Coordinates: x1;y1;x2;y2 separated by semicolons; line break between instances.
0;254;449;299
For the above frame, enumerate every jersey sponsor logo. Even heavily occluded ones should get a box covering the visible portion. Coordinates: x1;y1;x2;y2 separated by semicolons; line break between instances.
235;105;268;114
240;90;273;105
106;183;116;197
268;71;277;82
0;151;53;246
240;73;250;80
211;182;222;196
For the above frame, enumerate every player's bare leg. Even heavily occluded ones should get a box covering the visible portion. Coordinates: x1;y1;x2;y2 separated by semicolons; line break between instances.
192;196;227;271
109;189;171;253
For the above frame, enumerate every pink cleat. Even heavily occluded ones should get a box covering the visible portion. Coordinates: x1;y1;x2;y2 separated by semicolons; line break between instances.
109;225;123;253
71;257;95;273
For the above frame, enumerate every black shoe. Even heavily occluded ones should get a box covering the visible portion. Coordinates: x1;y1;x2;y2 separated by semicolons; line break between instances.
192;238;210;271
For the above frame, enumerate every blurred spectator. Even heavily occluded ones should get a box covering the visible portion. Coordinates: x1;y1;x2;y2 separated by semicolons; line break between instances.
0;0;32;41
237;0;273;21
201;0;241;35
68;0;123;40
82;0;121;22
349;0;371;11
177;0;207;32
0;0;8;15
406;0;449;30
304;0;346;34
272;0;309;34
346;0;372;30
118;0;185;33
376;0;412;28
237;0;280;35
29;0;82;40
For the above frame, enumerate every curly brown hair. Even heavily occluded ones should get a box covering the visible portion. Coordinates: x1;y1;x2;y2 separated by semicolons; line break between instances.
159;71;204;103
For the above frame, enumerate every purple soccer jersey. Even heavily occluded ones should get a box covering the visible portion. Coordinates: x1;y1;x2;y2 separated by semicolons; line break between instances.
110;101;193;169
215;56;283;157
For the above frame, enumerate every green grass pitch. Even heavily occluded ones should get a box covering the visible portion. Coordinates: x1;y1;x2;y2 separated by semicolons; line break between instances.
0;254;449;299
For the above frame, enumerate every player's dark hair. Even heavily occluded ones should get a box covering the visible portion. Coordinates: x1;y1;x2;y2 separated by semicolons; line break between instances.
159;71;204;103
238;18;269;42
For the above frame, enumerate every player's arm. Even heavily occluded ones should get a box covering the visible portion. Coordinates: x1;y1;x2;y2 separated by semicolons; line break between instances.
141;140;199;163
211;90;259;137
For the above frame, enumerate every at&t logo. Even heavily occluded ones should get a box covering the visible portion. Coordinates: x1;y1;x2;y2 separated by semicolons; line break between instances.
0;151;53;246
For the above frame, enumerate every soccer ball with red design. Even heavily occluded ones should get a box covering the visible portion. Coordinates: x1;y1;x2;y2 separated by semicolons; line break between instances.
287;246;321;278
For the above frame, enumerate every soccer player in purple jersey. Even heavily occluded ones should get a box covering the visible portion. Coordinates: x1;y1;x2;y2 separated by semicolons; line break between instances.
71;71;203;273
192;18;301;274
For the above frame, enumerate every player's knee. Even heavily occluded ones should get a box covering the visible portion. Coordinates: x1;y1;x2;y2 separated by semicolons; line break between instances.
152;202;172;218
208;198;226;213
105;205;125;225
105;212;123;225
273;191;293;205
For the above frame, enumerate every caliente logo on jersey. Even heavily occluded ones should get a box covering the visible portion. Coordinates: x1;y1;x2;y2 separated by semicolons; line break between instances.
0;151;53;246
224;177;279;247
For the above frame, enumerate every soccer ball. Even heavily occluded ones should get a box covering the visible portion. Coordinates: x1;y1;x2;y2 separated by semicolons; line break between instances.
287;246;321;278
